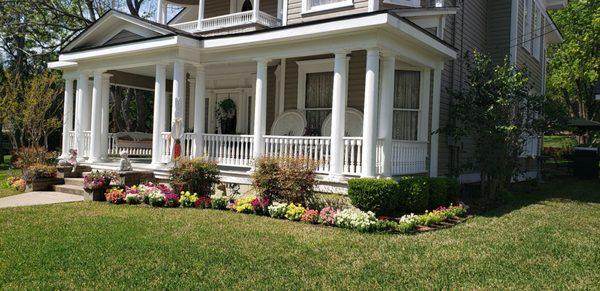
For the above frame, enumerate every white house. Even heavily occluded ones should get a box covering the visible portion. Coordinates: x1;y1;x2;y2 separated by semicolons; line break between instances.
48;0;564;190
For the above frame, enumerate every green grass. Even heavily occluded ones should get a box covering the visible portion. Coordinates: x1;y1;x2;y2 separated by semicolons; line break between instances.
1;179;599;289
544;135;578;148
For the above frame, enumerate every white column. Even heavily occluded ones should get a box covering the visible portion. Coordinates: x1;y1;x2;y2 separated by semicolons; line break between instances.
188;78;196;131
430;64;443;177
89;71;104;163
171;61;186;159
252;58;268;159
100;73;112;161
60;78;75;158
194;66;206;157
329;51;349;179
83;81;92;131
368;0;379;12
152;64;167;165
197;0;205;30
75;72;89;162
361;49;380;177
252;0;261;22
377;55;395;177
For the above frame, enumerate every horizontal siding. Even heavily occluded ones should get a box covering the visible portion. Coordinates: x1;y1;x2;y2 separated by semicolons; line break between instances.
516;0;544;93
486;0;512;64
287;0;369;25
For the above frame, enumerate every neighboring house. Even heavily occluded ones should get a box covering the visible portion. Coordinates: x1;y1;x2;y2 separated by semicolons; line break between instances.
48;0;564;191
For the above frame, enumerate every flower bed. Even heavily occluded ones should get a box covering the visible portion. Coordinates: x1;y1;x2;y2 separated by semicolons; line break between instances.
97;181;469;235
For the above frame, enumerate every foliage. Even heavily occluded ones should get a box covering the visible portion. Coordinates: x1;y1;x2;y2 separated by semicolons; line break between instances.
164;193;180;208
148;191;165;207
251;196;270;215
5;176;26;192
179;191;198;208
319;207;337;226
194;196;212;209
125;193;140;205
428;178;448;209
105;188;126;204
83;171;117;192
171;158;220;195
446;52;542;203
397;214;419;234
300;209;320;224
252;157;317;206
334;209;378;232
210;196;228;210
397;177;430;214
268;202;287;219
21;71;63;146
446;178;461;204
416;211;445;226
347;178;400;216
22;163;57;182
547;0;600;123
233;196;255;214
13;147;57;169
285;203;306;221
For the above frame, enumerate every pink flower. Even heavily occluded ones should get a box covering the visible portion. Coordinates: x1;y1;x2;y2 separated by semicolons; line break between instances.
319;207;337;225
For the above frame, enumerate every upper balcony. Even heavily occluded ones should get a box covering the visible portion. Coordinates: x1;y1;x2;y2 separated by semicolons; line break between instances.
160;0;282;35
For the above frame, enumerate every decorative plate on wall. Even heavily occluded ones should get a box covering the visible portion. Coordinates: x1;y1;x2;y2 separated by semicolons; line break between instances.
270;110;307;136
321;108;364;137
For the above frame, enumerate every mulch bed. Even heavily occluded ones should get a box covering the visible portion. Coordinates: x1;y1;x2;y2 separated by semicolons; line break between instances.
415;215;472;233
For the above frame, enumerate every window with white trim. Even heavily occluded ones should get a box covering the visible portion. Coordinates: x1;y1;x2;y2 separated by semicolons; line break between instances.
522;0;533;52
305;72;333;135
302;0;354;14
393;70;421;141
382;0;421;8
532;4;542;60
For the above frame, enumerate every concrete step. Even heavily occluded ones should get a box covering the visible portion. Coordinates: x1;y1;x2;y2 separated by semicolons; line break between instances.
53;184;86;196
64;178;84;187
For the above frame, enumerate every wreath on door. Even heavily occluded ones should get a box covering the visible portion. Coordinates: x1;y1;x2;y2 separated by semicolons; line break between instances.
217;98;237;134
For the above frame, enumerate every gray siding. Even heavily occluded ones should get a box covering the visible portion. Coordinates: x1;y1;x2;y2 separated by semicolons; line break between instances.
287;0;369;25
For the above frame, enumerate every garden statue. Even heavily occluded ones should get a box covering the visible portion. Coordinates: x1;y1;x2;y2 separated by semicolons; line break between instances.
119;150;133;172
58;149;79;172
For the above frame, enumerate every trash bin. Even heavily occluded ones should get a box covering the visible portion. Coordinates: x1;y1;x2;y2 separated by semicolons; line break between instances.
573;147;599;179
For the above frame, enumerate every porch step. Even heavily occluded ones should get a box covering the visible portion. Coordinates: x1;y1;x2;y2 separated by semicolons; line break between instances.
64;178;84;187
53;184;86;196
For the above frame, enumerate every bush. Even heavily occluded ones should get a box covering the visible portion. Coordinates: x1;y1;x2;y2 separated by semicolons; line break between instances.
446;178;461;203
251;196;270;215
210;196;228;210
334;209;378;232
348;178;399;216
252;157;317;206
171;158;220;195
319;207;337;225
105;188;126;204
148;191;165;207
179;191;198;208
234;196;255;213
397;177;430;213
13;147;57;169
268;202;287;219
300;209;319;224
125;193;140;205
22;163;57;182
428;178;448;209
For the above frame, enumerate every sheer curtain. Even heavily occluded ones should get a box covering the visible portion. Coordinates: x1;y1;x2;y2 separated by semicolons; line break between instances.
305;72;333;136
393;70;420;141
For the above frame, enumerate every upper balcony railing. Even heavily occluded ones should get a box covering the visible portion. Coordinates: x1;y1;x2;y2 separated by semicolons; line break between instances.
170;11;282;34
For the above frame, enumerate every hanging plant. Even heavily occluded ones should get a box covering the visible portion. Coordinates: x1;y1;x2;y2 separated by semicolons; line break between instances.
216;98;237;134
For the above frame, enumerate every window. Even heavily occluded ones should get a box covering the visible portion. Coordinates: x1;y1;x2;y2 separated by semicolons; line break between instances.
382;0;421;8
532;4;542;60
302;0;354;14
393;71;421;141
305;72;333;135
522;0;533;52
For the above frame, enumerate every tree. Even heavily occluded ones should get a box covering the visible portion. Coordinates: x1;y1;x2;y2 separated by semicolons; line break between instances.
22;71;63;148
0;70;24;149
547;0;600;122
446;52;543;204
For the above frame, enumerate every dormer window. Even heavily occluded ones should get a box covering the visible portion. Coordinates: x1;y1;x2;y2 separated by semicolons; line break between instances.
302;0;354;14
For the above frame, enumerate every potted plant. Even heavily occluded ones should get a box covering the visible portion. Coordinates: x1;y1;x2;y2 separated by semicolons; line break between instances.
22;163;62;192
83;171;117;201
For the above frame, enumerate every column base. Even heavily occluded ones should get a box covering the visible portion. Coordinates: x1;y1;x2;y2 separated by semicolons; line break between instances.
323;174;348;183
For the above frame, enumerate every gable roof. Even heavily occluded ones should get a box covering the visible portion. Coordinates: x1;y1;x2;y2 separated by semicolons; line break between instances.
61;10;195;53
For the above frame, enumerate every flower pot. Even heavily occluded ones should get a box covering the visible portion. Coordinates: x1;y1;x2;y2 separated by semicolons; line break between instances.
92;188;107;202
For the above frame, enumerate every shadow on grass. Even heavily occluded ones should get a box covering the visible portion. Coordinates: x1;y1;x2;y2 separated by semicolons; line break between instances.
474;177;600;218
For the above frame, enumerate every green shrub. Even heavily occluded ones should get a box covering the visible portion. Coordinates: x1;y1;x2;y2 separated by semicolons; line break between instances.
252;157;317;206
22;163;57;182
348;178;399;216
285;203;306;221
171;158;220;195
428;178;448;209
446;178;461;203
397;177;430;213
14;147;57;169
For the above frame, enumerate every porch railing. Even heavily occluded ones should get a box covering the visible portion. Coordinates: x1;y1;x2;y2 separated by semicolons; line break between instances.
343;137;363;175
108;133;153;157
160;132;172;162
82;131;91;158
203;134;254;167
264;136;331;173
390;140;428;175
170;11;282;33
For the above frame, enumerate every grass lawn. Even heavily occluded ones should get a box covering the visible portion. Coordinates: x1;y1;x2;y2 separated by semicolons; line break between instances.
1;178;599;289
544;135;578;148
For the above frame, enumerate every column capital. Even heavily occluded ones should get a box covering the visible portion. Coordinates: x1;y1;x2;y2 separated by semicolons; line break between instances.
380;50;396;59
366;48;381;57
253;57;270;64
333;49;350;56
